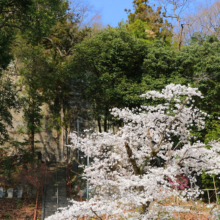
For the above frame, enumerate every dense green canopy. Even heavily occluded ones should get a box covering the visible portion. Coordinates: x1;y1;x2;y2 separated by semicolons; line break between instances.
69;27;148;131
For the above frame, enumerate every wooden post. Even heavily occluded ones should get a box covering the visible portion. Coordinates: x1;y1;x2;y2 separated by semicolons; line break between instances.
213;176;219;205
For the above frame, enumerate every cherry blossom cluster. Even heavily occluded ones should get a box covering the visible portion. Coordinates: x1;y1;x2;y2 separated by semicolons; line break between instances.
46;84;220;220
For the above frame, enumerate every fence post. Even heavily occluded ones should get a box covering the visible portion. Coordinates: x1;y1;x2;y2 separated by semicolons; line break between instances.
207;190;211;205
34;189;39;220
213;176;219;205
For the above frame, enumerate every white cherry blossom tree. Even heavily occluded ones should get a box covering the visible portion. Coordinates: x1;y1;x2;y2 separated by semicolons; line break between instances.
46;84;220;219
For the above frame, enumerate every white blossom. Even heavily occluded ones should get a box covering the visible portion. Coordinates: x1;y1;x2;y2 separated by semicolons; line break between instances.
46;84;220;220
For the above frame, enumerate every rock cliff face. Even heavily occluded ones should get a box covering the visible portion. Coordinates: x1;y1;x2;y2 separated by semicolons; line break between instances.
4;95;95;161
4;103;66;161
4;97;95;161
1;62;95;162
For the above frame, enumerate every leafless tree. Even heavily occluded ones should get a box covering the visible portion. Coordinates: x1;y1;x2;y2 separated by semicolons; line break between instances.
71;0;103;29
156;0;194;50
183;0;220;42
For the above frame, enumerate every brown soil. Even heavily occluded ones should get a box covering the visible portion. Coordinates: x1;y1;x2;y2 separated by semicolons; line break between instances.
164;196;218;220
0;197;42;220
174;211;214;220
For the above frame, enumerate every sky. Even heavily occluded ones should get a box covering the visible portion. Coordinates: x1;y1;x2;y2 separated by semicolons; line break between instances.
69;0;134;27
87;0;133;27
69;0;218;28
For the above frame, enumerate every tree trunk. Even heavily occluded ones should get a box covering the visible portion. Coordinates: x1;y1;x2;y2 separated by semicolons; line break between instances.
98;116;102;133
178;24;184;51
140;202;150;214
104;118;107;132
29;130;35;154
104;106;108;132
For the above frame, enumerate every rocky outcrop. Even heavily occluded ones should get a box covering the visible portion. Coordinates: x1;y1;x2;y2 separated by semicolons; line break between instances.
1;62;95;162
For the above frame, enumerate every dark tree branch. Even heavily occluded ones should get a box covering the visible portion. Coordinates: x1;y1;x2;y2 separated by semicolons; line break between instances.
2;24;22;29
156;98;188;151
90;208;103;220
125;142;141;175
177;153;207;165
43;37;65;57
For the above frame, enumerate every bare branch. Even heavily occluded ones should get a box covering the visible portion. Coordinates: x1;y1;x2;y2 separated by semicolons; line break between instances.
156;98;188;152
177;146;204;165
125;142;141;175
157;0;193;49
43;37;65;57
42;37;53;44
56;46;65;57
71;0;102;28
183;1;220;41
90;208;103;220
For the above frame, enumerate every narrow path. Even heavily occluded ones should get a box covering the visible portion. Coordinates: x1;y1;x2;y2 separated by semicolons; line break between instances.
41;162;69;219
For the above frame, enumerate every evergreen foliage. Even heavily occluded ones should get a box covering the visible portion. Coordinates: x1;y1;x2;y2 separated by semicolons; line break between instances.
69;27;148;132
0;77;18;144
125;0;173;44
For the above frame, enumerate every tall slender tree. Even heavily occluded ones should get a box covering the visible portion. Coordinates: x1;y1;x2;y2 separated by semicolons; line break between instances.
0;0;70;153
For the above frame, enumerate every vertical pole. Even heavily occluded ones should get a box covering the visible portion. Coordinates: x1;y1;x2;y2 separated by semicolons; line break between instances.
77;119;79;161
87;153;89;200
57;187;58;210
66;128;69;159
175;186;180;220
207;190;211;205
56;163;58;210
34;190;39;220
191;181;199;220
61;100;64;161
213;176;219;205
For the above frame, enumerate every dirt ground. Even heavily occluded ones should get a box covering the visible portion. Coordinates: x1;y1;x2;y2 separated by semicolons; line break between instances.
0;197;42;220
165;196;218;220
174;211;215;220
0;196;216;220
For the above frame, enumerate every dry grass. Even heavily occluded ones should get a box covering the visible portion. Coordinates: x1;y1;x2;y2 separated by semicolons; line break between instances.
0;197;42;220
154;195;219;220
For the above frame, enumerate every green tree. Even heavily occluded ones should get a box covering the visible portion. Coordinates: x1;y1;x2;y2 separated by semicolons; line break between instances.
142;40;192;91
125;0;172;44
13;17;90;154
0;0;33;29
0;28;16;144
39;19;91;155
181;36;220;140
141;36;220;142
0;76;18;145
0;0;69;150
70;27;148;132
0;29;13;70
0;0;68;42
14;42;47;154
